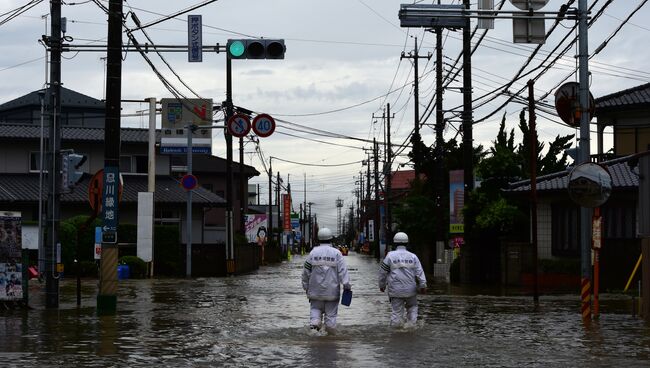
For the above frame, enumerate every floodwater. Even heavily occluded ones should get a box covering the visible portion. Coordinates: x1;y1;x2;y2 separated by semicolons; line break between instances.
2;252;650;367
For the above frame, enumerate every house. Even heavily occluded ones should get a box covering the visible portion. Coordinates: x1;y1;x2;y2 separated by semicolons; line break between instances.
504;83;650;290
0;87;260;275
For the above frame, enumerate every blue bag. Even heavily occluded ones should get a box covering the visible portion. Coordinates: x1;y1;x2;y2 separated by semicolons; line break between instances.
341;289;352;306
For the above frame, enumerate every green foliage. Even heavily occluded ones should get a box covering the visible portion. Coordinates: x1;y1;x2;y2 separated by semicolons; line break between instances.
58;221;77;271
119;255;147;278
234;233;248;247
78;260;98;277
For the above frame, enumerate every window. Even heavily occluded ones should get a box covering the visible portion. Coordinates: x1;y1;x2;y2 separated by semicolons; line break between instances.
30;152;45;172
120;155;148;174
133;155;148;174
120;156;132;173
202;183;213;192
551;204;580;257
602;205;636;239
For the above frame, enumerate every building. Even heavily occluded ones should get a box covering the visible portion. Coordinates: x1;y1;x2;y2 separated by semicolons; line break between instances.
0;87;260;275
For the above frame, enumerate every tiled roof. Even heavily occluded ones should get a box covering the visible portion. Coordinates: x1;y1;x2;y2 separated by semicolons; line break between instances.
595;82;650;111
0;124;156;143
0;173;224;205
507;156;640;193
0;87;104;111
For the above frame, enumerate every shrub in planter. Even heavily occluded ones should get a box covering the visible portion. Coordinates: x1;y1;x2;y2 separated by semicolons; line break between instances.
119;255;147;278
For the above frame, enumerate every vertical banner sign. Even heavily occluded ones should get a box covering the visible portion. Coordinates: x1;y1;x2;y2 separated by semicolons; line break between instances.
283;194;291;232
449;170;465;233
368;220;375;242
102;166;119;243
0;211;23;301
187;15;202;62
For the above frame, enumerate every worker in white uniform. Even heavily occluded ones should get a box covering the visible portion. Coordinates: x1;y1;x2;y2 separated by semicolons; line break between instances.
302;228;351;332
379;232;427;326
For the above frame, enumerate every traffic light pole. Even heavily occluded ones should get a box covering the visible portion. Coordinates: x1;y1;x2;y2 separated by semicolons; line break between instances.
225;55;235;274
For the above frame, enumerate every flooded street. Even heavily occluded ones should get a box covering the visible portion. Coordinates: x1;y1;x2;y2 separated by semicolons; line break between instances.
2;252;650;367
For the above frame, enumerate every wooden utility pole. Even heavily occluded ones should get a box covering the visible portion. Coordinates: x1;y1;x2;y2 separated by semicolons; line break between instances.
401;37;431;176
373;138;380;261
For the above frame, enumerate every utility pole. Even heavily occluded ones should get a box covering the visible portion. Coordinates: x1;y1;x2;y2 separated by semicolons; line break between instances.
435;13;447;265
401;37;431;175
373;138;380;261
239;135;246;235
385;103;393;251
462;0;474;201
276;171;281;246
98;0;123;315
302;172;307;251
45;0;62;309
577;0;592;321
528;80;539;306
268;158;273;246
366;154;371;246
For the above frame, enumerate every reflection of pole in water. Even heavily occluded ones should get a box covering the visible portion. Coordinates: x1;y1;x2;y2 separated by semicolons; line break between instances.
98;316;118;356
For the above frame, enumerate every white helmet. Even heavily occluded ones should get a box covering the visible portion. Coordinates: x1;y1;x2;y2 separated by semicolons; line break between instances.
393;232;409;244
317;228;333;241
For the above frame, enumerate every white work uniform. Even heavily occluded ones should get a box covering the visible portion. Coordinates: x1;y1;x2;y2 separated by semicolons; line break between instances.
379;245;427;325
302;243;350;330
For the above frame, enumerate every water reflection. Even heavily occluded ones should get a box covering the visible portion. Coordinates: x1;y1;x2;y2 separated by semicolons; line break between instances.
1;252;650;367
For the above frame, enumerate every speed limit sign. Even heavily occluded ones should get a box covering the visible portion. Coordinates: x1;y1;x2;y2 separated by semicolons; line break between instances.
252;113;276;137
227;113;251;138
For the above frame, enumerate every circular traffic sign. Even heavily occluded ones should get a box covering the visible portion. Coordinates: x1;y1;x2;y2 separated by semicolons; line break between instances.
510;0;549;11
252;113;276;137
181;174;199;191
227;113;251;138
87;169;123;212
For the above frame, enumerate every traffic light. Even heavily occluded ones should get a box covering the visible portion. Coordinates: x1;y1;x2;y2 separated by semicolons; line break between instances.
227;39;285;60
61;151;87;192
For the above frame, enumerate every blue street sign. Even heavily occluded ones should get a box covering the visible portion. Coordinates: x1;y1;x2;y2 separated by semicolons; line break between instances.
102;166;119;240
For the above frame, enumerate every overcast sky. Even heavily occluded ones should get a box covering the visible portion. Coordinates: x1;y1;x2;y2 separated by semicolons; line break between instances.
2;0;649;234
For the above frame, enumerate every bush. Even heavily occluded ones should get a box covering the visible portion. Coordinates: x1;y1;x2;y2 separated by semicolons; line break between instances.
78;260;98;277
119;255;147;278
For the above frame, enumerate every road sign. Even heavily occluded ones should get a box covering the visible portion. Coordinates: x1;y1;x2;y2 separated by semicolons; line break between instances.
252;113;276;137
181;174;198;191
88;169;123;212
554;82;595;127
510;0;549;10
101;166;120;235
102;230;117;244
227;113;251;138
187;15;202;62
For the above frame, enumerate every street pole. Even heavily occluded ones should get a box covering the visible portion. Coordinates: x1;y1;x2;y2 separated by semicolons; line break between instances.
147;97;156;277
45;0;62;309
401;37;431;176
578;0;592;321
435;22;447;258
186;124;193;277
528;80;539;306
276;171;281;246
373;138;380;261
225;53;235;274
303;172;307;252
385;103;393;252
462;0;474;200
366;155;371;245
239;136;246;235
98;0;123;315
268;157;273;246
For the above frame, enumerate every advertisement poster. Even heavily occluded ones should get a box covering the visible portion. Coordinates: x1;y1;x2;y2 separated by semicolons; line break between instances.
449;170;465;234
245;214;268;244
0;211;23;301
282;194;291;232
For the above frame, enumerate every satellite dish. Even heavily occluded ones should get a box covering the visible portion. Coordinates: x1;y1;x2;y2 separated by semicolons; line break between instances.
567;163;612;208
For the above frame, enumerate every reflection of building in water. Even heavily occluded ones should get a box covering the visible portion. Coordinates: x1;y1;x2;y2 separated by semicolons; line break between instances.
452;189;464;223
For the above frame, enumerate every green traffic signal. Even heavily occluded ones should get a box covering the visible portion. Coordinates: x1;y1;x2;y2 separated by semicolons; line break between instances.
228;40;245;58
